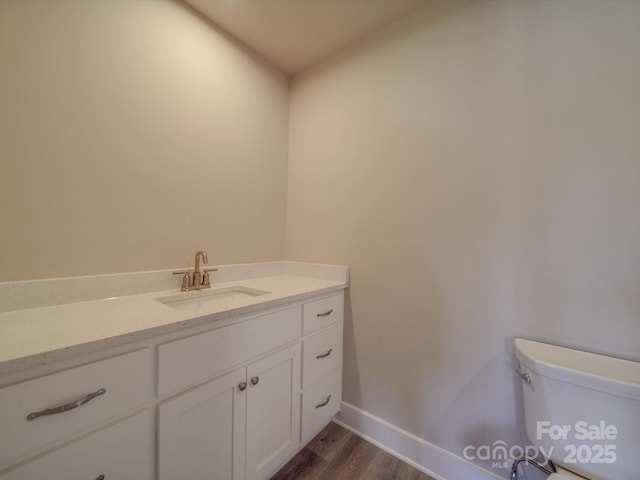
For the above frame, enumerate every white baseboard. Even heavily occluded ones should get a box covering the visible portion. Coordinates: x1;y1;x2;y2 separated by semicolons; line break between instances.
335;401;502;480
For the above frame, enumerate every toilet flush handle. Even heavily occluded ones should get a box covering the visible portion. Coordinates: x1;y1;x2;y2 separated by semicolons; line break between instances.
517;369;532;385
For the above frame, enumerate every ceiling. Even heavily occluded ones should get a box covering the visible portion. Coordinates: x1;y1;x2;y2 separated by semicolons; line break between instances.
183;0;427;74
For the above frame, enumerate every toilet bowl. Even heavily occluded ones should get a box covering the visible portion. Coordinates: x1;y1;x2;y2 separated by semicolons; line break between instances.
514;338;640;480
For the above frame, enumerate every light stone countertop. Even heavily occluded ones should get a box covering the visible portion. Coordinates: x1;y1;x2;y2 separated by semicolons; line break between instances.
0;264;348;376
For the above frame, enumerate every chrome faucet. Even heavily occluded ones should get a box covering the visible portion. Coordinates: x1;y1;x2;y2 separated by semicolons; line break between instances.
173;250;218;291
193;250;207;287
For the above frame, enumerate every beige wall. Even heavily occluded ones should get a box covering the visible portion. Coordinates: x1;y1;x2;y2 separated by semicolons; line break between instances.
0;0;289;281
287;0;640;475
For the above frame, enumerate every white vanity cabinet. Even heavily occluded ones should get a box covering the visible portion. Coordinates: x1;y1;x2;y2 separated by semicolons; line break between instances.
157;294;344;480
0;288;345;480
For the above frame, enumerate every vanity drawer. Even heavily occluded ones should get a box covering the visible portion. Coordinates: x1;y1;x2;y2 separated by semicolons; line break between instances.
0;349;149;468
301;368;342;443
302;322;342;388
158;305;301;396
0;412;150;480
302;293;343;335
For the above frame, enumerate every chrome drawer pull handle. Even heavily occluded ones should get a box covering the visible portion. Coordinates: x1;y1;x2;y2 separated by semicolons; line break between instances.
26;388;106;421
315;395;332;409
317;309;333;317
316;349;333;359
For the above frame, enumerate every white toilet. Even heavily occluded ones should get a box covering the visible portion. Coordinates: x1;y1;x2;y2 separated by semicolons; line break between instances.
514;338;640;480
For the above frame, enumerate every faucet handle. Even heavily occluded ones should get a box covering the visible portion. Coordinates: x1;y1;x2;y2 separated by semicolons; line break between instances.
179;274;191;291
202;268;218;287
172;271;192;291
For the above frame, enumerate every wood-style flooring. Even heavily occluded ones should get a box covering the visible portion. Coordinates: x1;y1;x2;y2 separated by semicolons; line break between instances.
270;422;436;480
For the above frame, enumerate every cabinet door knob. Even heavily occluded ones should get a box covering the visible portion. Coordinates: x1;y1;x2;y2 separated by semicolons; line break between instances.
250;376;259;386
95;475;105;480
26;388;106;421
238;382;247;391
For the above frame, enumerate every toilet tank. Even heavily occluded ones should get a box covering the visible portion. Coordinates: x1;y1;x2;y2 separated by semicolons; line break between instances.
515;338;640;480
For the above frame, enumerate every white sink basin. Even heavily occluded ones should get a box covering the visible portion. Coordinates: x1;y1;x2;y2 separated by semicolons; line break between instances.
156;286;270;310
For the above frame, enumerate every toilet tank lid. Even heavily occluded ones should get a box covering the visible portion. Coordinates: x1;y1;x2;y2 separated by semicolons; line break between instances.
515;338;640;400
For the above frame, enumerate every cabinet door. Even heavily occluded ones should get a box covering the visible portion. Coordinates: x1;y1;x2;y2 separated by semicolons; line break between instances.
246;344;301;480
158;368;246;480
